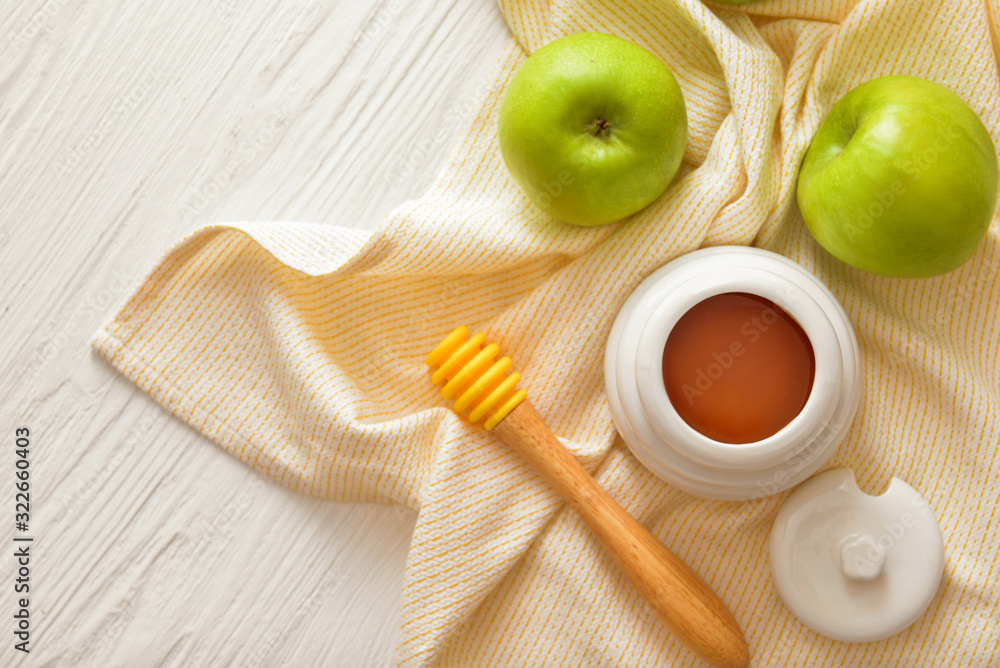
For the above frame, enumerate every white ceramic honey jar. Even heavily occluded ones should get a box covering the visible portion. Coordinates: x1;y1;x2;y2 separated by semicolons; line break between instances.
604;246;862;500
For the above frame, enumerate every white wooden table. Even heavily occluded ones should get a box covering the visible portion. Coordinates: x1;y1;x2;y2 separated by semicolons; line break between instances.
0;2;510;665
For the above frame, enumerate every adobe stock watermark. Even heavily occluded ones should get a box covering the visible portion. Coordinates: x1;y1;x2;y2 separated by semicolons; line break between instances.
63;595;137;665
243;566;349;668
383;77;493;186
53;66;164;179
704;395;859;521
752;416;843;498
22;267;134;379
841;124;962;242
526;170;575;214
713;416;852;532
3;0;67;55
212;0;242;19
840;492;934;578
178;108;291;224
926;255;1000;331
338;0;403;60
56;413;167;512
676;301;789;406
190;472;267;549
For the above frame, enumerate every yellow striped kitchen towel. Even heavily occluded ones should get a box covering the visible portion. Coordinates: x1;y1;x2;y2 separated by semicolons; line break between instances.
94;1;1000;665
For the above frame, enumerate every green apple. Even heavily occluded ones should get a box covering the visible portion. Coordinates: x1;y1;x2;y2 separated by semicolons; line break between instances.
797;75;998;278
498;32;687;226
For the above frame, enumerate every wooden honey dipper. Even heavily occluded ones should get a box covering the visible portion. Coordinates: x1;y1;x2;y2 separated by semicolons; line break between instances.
425;326;750;668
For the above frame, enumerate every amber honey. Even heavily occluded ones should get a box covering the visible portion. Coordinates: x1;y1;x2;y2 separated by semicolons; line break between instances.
662;292;815;444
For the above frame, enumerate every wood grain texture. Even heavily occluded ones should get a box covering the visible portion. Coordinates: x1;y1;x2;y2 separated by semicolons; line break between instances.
0;1;509;665
493;401;750;668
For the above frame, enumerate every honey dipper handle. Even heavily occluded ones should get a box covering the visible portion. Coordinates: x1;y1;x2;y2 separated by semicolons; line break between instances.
492;401;749;668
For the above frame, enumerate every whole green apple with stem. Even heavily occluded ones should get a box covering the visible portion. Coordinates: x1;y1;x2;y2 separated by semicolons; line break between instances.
797;75;998;278
498;32;687;226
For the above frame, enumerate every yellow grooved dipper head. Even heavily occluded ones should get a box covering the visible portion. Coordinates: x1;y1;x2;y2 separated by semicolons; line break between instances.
425;326;527;430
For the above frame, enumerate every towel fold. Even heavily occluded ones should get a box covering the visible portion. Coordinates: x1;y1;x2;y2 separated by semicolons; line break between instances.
95;1;1000;665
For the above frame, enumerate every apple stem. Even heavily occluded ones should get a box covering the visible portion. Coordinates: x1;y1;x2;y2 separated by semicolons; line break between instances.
590;117;611;138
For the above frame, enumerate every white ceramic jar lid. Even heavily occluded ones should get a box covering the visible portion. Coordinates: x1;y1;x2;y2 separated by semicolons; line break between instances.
769;468;945;642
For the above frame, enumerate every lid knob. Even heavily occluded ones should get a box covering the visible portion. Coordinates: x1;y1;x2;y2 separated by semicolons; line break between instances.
838;533;885;581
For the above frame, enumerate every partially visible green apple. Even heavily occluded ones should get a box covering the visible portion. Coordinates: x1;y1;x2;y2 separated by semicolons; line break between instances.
498;32;687;226
797;75;998;278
